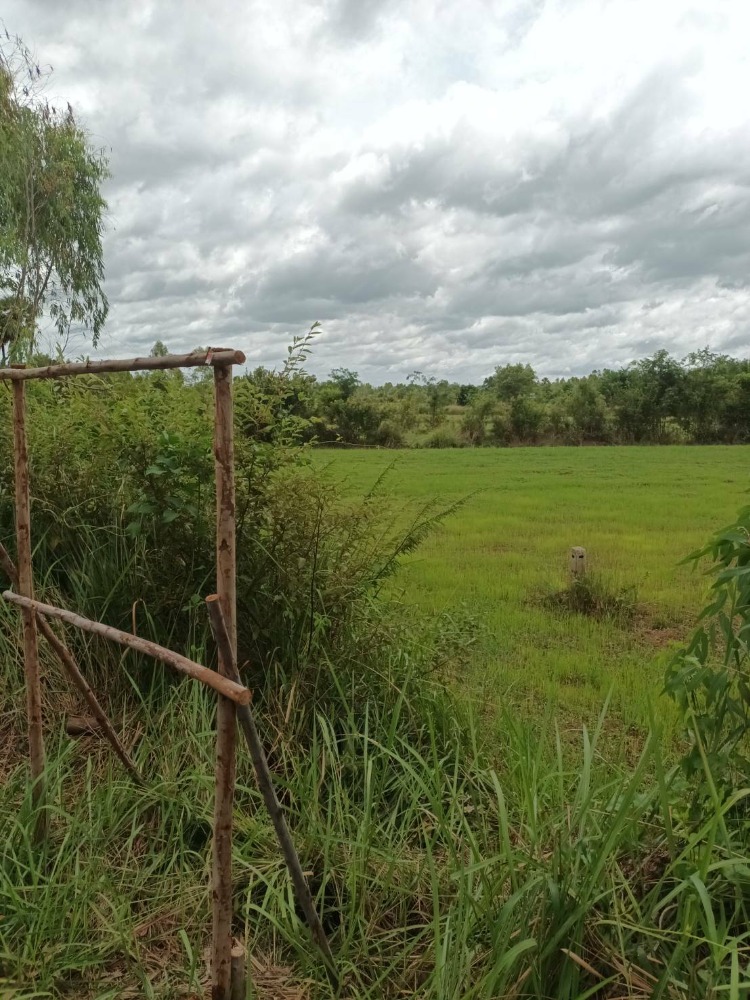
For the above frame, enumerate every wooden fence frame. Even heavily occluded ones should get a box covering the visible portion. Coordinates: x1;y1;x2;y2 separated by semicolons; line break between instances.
0;349;338;999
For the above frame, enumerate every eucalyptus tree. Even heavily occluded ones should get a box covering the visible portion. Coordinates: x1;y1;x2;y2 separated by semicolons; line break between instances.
0;31;109;361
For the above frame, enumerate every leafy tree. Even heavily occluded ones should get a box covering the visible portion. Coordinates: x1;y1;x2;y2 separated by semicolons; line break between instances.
328;368;360;400
724;372;750;442
456;384;476;406
239;326;320;444
509;394;545;441
460;393;495;444
672;350;749;442
310;347;750;447
484;363;536;401
412;375;450;427
628;350;684;440
337;388;384;443
0;32;109;360
568;379;609;441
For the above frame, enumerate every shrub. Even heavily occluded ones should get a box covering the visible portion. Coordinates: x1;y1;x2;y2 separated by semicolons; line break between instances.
665;505;750;809
509;394;545;442
543;573;639;624
373;419;405;447
459;393;494;445
424;426;462;448
488;402;512;445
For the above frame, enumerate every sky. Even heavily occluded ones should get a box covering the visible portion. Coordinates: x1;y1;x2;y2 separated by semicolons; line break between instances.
4;0;750;383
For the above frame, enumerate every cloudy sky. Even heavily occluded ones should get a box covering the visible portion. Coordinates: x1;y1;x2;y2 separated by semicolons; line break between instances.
4;0;750;382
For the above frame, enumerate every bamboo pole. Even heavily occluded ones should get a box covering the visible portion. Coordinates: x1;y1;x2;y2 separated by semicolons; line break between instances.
206;595;340;992
0;348;246;381
211;363;238;1000
0;542;143;784
1;593;250;705
12;371;46;837
214;363;237;655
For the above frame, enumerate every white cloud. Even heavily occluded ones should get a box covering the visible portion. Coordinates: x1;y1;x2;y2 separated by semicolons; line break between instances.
3;0;750;380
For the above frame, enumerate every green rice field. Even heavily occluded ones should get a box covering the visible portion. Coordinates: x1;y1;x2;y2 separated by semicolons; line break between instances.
319;445;750;736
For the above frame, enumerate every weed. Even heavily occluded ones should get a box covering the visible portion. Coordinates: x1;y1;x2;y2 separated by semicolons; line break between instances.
543;573;640;624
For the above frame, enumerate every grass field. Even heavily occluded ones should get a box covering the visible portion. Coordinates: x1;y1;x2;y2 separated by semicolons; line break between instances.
318;445;750;737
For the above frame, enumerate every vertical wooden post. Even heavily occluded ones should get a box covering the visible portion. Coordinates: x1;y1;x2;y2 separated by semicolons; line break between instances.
212;363;238;1000
206;594;340;992
12;369;46;839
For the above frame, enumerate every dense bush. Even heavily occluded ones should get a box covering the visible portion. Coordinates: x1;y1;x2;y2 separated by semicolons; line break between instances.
0;342;456;707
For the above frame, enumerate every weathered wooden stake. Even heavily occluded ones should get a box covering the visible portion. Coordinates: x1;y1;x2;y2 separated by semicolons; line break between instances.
12;370;46;838
212;363;238;1000
206;596;340;992
230;941;246;1000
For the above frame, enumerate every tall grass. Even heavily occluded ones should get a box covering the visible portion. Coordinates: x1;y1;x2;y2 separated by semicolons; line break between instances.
2;615;749;998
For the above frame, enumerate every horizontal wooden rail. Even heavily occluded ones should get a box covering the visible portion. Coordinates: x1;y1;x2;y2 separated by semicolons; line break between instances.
0;349;246;381
2;592;251;705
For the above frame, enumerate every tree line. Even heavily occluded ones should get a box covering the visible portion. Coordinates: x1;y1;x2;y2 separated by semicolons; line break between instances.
249;347;750;447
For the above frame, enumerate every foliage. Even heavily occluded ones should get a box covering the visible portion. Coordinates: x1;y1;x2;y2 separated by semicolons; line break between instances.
1;24;747;998
423;425;462;448
665;505;750;806
484;361;537;400
0;333;461;706
567;380;610;442
302;347;750;448
0;31;109;358
460;393;494;444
